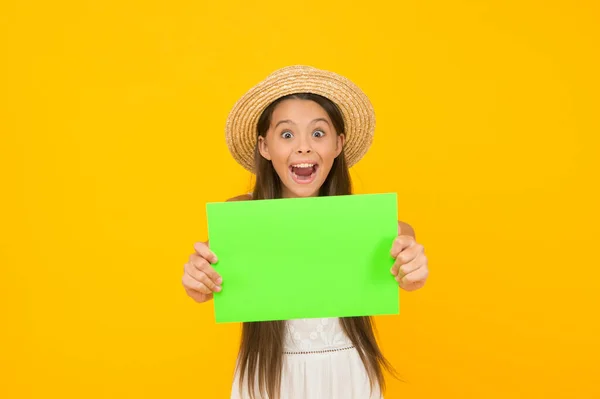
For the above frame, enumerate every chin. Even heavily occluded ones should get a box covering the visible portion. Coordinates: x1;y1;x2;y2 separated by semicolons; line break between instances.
286;187;320;198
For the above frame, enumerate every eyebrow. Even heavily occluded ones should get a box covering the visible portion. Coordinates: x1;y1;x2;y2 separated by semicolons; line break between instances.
274;118;331;129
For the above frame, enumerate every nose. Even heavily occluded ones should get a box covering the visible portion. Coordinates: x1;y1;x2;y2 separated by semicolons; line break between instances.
295;134;312;154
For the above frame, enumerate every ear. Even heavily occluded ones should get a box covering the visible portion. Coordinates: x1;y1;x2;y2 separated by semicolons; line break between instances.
258;135;271;161
335;133;345;157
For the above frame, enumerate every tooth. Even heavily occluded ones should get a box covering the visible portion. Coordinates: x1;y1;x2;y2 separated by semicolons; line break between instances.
292;163;315;168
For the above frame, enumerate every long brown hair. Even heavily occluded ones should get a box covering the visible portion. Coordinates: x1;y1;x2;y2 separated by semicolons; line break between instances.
237;93;395;398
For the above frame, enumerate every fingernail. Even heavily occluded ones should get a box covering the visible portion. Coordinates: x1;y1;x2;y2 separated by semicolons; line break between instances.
216;277;223;285
390;267;395;275
215;286;222;292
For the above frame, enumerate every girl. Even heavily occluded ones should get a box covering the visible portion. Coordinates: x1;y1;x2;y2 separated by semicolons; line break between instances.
182;65;429;399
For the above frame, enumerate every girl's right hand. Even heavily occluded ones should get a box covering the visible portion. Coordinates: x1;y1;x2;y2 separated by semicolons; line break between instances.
182;241;222;303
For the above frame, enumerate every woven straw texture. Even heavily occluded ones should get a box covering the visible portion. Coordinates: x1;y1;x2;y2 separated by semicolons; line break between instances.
225;65;375;172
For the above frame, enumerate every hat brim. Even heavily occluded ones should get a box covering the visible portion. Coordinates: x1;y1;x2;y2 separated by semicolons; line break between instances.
225;65;375;173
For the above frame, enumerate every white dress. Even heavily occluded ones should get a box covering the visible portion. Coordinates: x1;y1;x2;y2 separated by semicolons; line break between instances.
230;317;382;399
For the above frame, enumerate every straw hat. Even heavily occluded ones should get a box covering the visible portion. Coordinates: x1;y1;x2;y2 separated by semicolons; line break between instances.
225;65;375;173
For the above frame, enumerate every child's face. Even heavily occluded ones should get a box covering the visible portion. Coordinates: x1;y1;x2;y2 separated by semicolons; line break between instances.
258;99;344;198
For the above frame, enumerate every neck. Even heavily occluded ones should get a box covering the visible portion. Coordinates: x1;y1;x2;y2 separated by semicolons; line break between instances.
281;187;320;198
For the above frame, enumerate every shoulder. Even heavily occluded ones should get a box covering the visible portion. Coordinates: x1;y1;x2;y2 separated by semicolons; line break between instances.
226;193;252;202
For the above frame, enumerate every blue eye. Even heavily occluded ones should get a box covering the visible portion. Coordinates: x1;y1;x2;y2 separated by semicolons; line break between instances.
313;130;325;138
281;131;293;139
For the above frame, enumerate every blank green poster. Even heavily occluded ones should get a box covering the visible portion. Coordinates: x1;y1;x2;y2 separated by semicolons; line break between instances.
206;193;400;323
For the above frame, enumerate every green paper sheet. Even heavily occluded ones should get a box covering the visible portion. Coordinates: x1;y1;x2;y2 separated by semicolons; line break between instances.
205;193;400;323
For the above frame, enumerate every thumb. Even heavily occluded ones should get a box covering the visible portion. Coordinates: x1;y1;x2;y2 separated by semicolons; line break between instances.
194;241;218;264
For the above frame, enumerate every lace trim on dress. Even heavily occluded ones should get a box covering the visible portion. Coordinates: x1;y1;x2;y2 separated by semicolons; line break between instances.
283;345;355;355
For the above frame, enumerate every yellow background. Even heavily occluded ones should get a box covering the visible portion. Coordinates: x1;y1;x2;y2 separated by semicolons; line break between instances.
1;1;599;398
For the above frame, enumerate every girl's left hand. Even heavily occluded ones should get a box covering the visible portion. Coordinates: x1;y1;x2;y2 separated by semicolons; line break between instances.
390;236;429;291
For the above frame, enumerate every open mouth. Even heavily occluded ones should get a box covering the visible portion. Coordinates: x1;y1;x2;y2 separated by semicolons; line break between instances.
289;162;318;184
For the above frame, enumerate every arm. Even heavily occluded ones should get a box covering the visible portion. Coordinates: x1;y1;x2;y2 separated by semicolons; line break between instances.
398;221;415;239
226;193;252;202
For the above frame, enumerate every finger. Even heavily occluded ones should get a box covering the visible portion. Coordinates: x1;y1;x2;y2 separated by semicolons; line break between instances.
399;278;426;292
397;263;429;286
197;269;222;292
393;249;426;277
185;262;222;292
391;242;423;275
186;289;213;303
184;261;214;286
190;256;223;286
390;235;415;259
398;258;424;277
181;273;212;295
193;241;218;264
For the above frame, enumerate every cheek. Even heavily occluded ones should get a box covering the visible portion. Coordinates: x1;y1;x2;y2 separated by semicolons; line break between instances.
270;147;287;161
317;139;341;160
268;147;290;169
